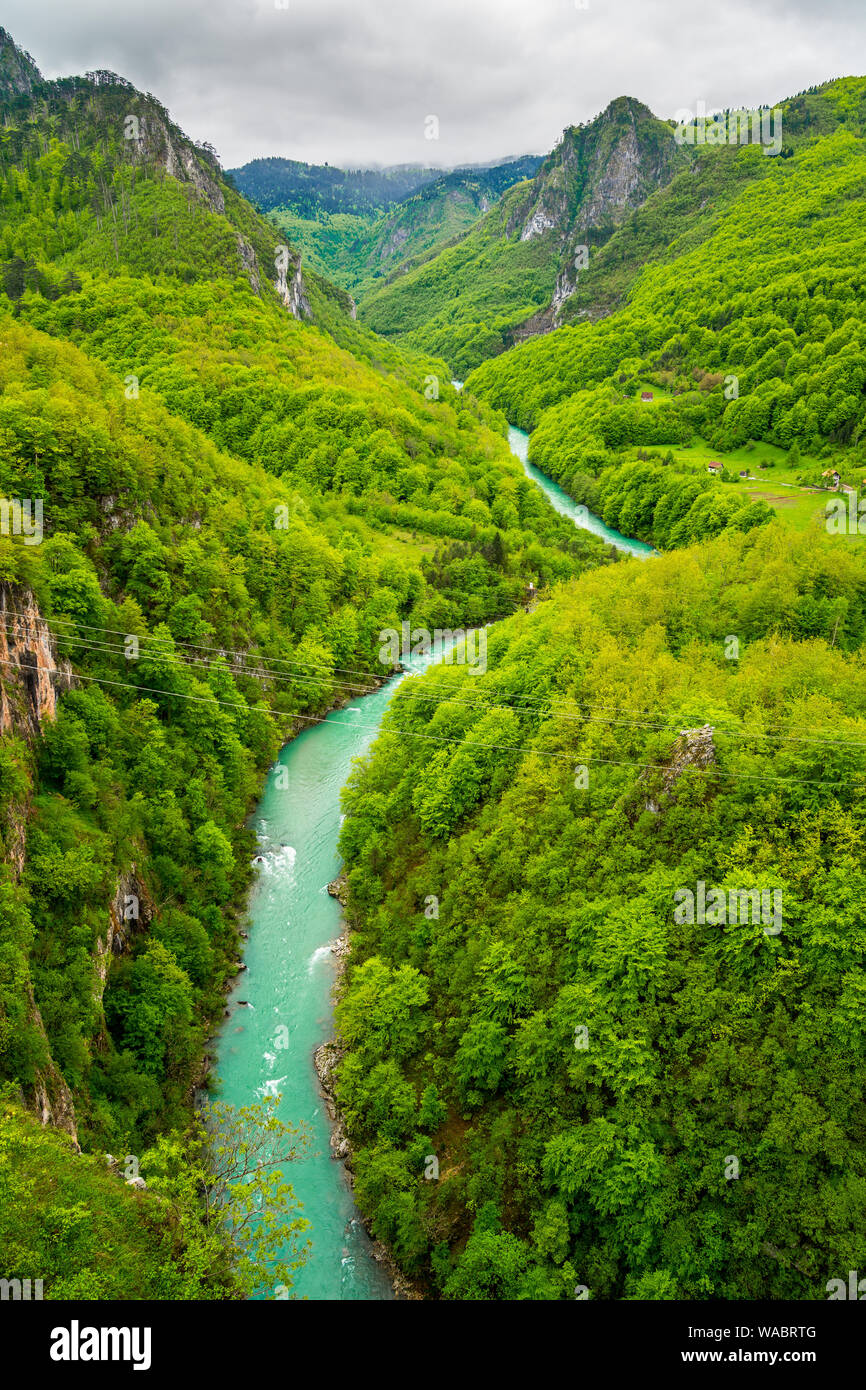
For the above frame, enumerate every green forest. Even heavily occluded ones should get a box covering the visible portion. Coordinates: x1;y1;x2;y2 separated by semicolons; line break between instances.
337;525;866;1298
0;49;605;1299
232;154;543;302
331;74;866;1299
1;18;866;1308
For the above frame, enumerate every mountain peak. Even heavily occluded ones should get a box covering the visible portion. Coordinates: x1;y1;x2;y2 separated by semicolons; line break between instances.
0;28;42;99
512;92;685;253
599;94;657;121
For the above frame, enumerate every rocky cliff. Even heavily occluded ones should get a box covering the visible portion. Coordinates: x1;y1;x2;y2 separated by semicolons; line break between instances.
643;724;716;814
112;86;312;320
0;583;80;1144
0;41;315;323
358;97;690;369
275;245;312;319
0;584;162;1144
28;988;80;1147
508;96;688;331
127;105;226;216
94;866;154;1016
0;27;41;100
0;583;73;739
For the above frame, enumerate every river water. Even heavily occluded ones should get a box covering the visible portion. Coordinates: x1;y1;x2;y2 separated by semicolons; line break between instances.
212;420;651;1300
507;426;654;559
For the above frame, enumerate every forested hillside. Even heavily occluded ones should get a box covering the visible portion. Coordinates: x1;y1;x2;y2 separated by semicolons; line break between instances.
332;70;866;1301
0;36;606;1297
460;82;866;544
358;97;691;374
337;523;866;1298
269;156;543;300
361;80;866;378
4;14;866;1308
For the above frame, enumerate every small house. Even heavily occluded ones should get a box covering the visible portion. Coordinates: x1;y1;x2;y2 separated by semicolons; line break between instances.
822;469;841;490
707;461;723;474
739;470;749;478
640;391;653;403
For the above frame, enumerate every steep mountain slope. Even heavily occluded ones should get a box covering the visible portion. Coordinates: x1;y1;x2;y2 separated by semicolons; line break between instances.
270;156;543;299
359;98;690;375
336;522;866;1298
0;26;39;99
359;80;866;379
0;32;609;1297
460;75;866;562
0;65;312;316
464;84;866;490
0;1095;227;1298
551;76;866;331
325;75;866;1302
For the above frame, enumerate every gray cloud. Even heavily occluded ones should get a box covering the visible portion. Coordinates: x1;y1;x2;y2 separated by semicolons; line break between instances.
4;0;865;168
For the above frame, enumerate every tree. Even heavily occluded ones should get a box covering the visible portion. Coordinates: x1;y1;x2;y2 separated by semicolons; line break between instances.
335;957;429;1061
142;1097;310;1298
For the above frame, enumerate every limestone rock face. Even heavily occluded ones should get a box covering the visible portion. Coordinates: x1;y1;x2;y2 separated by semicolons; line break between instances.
0;28;41;100
520;207;557;242
0;583;73;739
129;110;226;215
0;583;77;1142
644;725;716;814
274;248;313;321
0;587;156;1148
515;96;684;251
235;234;262;294
28;987;80;1151
94;866;155;1010
505;95;689;340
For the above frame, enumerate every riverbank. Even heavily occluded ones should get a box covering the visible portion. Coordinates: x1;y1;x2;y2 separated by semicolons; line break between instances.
208;652;454;1298
197;671;401;1090
210;421;653;1300
507;426;656;559
313;1021;422;1301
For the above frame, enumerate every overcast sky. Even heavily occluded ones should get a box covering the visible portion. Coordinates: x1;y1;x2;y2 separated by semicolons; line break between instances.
4;0;865;169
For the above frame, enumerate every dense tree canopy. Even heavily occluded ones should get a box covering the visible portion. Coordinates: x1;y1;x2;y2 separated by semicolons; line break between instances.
337;524;866;1298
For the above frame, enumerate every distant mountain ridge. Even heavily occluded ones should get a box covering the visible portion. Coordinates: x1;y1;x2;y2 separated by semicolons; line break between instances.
228;153;543;220
228;156;446;216
357;79;866;373
230;153;544;301
354;155;545;289
357;95;689;372
266;154;544;298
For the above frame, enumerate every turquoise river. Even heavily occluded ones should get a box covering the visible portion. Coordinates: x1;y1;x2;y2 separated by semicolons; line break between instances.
211;422;652;1299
